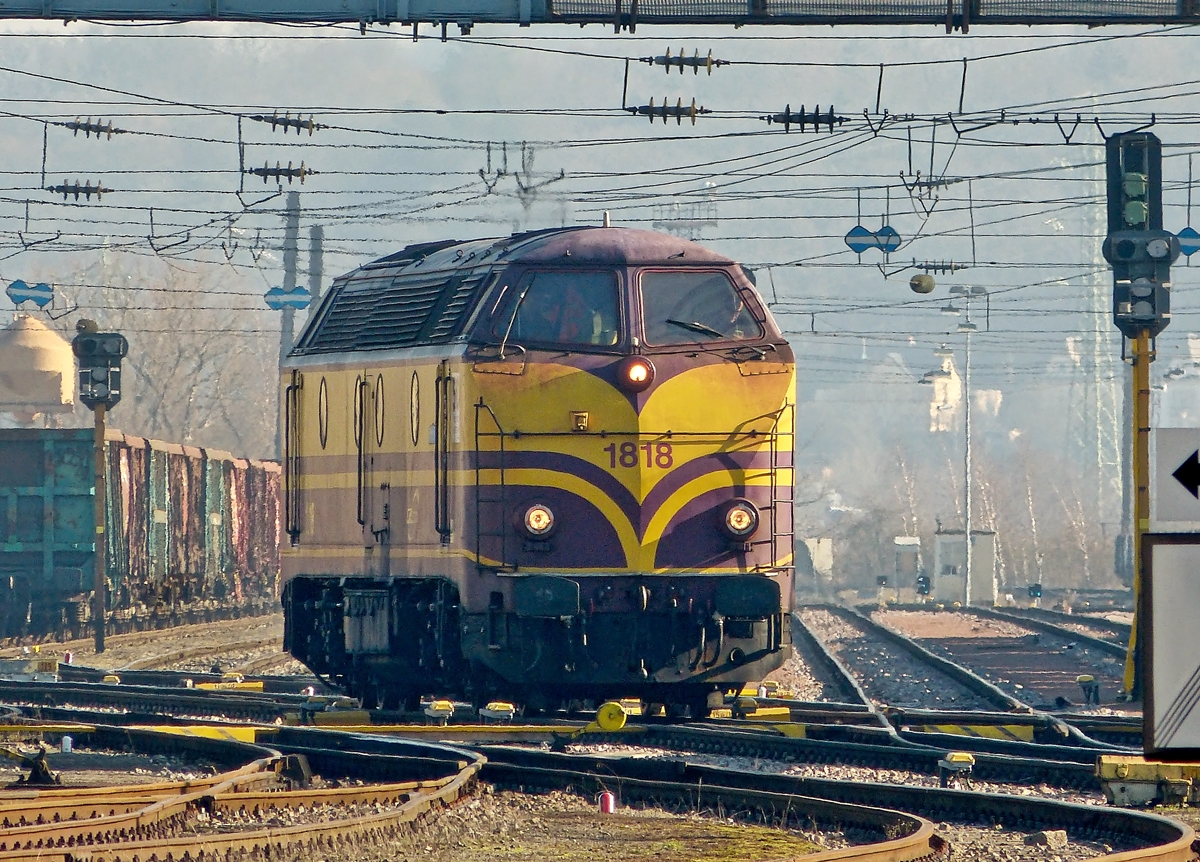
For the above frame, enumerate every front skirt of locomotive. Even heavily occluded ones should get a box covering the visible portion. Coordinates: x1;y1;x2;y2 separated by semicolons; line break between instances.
285;572;791;704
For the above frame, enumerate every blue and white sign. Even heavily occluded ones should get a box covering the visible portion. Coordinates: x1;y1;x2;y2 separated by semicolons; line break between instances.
265;286;311;310
845;224;902;255
1177;226;1200;257
5;280;53;308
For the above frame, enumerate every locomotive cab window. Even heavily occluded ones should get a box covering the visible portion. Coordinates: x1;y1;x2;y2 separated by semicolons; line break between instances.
640;270;762;346
492;270;620;348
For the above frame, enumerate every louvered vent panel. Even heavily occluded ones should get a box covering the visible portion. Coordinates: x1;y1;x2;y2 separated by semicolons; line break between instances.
355;282;444;349
298;274;488;354
426;278;481;340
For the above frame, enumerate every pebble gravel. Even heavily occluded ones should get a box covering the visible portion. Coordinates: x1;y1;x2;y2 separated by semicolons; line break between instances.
185;784;833;862
761;619;851;702
875;611;1036;640
564;743;1105;805
560;745;1127;862
873;610;1132;711
797;607;995;709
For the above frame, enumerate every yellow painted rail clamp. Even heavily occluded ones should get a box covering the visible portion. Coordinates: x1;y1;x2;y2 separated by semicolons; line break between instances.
938;751;975;788
424;700;456;725
479;702;516;723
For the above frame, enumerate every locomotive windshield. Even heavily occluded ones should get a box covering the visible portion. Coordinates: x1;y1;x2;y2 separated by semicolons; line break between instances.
494;270;620;348
640;270;762;346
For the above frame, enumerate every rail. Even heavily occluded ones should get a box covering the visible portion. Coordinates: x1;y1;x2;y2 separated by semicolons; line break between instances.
0;723;483;862
816;604;1029;713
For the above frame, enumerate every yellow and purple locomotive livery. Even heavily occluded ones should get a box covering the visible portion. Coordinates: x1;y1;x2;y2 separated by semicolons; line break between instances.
280;227;795;714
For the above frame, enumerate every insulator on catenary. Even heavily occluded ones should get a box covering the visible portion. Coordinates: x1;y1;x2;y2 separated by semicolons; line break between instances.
626;97;711;126
761;104;847;133
245;161;316;184
60;118;124;140
46;180;108;201
914;260;968;275
644;48;728;75
247;112;325;136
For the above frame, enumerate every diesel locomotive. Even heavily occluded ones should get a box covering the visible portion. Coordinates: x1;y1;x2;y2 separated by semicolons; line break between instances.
280;227;796;715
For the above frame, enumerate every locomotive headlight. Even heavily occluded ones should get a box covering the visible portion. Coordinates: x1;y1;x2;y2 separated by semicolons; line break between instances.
616;356;655;393
721;499;759;539
522;503;556;538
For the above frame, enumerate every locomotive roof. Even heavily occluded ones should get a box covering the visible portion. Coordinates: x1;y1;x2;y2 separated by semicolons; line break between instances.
352;226;733;280
293;227;742;357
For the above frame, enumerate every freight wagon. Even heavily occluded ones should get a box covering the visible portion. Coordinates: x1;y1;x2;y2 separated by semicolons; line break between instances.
0;428;281;638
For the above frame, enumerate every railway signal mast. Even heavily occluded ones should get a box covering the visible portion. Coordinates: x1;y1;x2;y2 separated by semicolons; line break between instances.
72;320;128;654
1101;132;1179;700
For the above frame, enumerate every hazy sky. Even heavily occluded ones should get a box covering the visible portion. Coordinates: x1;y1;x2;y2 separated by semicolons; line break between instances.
2;20;1198;403
1;22;1196;360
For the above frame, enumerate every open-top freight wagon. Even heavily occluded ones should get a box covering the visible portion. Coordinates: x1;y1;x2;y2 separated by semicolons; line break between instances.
0;428;280;638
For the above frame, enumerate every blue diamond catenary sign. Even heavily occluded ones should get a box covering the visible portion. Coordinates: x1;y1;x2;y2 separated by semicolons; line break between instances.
265;286;311;310
5;280;53;308
845;224;901;254
1177;227;1200;257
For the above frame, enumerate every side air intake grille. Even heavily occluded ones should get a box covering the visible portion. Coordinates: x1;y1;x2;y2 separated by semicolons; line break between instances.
295;275;485;354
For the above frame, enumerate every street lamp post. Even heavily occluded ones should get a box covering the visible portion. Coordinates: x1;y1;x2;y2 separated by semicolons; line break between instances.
951;285;986;606
924;286;987;607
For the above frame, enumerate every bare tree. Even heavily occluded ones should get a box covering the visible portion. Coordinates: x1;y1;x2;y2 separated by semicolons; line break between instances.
35;253;279;459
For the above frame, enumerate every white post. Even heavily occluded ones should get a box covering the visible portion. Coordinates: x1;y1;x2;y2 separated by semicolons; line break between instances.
963;297;973;607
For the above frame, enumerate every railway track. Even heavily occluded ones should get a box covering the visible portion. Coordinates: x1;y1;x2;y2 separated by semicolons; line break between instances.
8;688;1108;791
0;678;312;722
0;723;481;862
997;606;1132;645
2;715;1194;862
965;606;1129;657
120;636;285;671
0;600;278;652
6;659;1129;790
797;605;1024;712
873;607;1133;711
474;745;1198;862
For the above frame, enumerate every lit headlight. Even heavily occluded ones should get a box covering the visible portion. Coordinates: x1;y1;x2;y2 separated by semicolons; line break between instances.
522;503;556;538
721;499;759;539
616;356;655;393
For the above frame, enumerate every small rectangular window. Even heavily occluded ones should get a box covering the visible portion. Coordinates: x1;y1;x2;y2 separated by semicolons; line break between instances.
640;270;763;346
493;271;620;348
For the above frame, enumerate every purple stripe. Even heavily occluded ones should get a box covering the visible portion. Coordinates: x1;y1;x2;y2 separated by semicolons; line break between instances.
641;450;768;528
475;449;641;530
468;484;627;568
654;485;780;569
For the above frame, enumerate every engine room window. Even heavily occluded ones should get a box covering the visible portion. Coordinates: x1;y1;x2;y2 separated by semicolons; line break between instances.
495;271;620;347
641;270;762;345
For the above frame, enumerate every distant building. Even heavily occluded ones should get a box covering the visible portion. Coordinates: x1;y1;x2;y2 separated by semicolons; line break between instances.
796;537;833;599
933;527;997;606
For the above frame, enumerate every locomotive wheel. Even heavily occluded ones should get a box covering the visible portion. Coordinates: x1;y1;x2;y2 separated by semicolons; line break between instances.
685;690;712;719
666;702;691;719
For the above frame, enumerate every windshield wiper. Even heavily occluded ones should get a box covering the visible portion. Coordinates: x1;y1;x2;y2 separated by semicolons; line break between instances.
666;318;723;339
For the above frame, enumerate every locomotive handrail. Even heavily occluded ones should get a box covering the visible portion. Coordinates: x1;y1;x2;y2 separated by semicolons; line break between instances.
435;361;454;544
283;370;303;544
474;400;514;571
354;375;368;527
472;428;786;438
